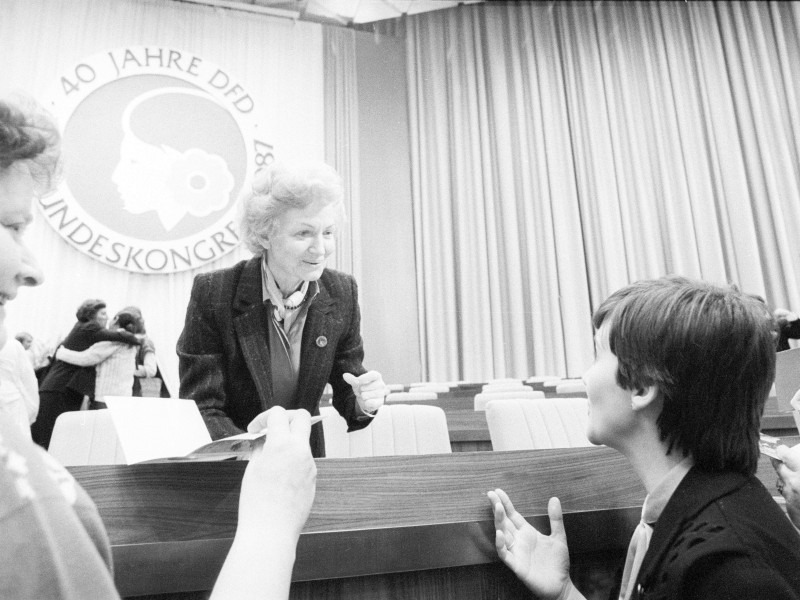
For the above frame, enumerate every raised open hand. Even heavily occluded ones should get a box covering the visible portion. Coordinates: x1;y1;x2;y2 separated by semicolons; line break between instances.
487;489;584;600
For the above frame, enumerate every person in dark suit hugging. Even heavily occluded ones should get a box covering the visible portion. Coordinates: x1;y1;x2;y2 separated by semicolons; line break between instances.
489;276;800;600
178;160;387;457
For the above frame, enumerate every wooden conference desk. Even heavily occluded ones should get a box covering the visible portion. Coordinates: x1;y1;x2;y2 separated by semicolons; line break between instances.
69;445;790;600
762;395;798;435
71;447;640;599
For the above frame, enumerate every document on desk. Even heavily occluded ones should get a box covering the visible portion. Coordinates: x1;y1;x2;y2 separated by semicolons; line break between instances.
103;396;323;464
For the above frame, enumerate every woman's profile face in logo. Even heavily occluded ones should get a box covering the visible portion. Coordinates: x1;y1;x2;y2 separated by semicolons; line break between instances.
113;134;172;214
112;88;235;232
46;48;264;274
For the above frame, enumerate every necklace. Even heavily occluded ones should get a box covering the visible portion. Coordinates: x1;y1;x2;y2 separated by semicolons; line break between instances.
283;289;306;310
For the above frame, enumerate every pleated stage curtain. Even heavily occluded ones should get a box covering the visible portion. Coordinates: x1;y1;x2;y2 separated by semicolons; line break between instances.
404;1;800;380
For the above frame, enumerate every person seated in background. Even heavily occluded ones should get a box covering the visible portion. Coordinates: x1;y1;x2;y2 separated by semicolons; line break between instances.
53;309;145;408
178;160;387;457
774;307;800;351
489;276;800;600
1;95;315;600
14;331;32;352
0;333;38;436
32;298;141;448
15;330;53;382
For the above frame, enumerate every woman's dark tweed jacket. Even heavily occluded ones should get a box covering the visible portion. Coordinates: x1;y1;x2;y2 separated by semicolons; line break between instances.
177;257;373;457
617;468;800;599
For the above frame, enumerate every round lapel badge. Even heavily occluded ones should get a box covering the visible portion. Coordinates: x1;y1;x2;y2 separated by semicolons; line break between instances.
316;336;328;348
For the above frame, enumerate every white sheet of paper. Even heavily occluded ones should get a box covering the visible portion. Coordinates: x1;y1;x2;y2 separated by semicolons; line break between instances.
104;396;212;464
776;347;800;413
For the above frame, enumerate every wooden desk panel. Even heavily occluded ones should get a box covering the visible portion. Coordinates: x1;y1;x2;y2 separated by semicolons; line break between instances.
445;409;488;442
72;447;646;597
762;395;797;433
73;444;792;598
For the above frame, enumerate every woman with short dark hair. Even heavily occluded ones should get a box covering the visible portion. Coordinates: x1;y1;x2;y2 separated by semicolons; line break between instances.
489;276;800;600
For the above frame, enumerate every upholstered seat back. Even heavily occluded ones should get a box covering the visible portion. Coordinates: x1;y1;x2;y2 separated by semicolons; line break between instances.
321;404;452;458
486;378;522;385
386;391;438;403
474;389;543;411
555;380;587;395
485;397;594;450
408;383;451;394
481;383;530;393
49;409;127;465
525;375;561;385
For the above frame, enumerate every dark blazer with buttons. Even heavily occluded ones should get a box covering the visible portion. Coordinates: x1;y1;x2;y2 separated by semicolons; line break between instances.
177;257;372;457
627;467;800;600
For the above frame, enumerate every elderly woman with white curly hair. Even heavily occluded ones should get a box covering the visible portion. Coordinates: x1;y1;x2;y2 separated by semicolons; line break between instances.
178;160;387;457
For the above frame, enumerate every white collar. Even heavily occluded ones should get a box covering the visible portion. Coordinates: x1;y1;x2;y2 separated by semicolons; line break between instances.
260;256;312;321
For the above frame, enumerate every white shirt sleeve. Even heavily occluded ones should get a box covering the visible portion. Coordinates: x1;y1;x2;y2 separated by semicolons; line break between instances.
142;350;157;378
56;341;120;367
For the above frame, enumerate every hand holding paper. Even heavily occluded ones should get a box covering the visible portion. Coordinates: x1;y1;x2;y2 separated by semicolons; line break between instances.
211;406;316;600
343;370;387;414
247;408;323;436
240;407;317;538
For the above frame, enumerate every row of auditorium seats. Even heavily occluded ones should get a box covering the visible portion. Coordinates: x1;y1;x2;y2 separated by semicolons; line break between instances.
323;395;593;455
327;377;587;405
339;376;593;454
47;393;592;465
382;379;587;411
47;404;454;464
485;397;592;451
320;404;452;457
391;377;587;394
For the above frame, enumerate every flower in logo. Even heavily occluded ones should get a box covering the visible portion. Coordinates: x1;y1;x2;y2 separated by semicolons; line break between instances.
113;87;239;232
167;148;234;218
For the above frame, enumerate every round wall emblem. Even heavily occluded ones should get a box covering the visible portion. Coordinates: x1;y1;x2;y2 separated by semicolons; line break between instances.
44;47;274;274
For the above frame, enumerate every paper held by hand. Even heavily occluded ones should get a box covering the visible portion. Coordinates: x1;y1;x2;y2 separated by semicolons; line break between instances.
759;433;782;460
103;397;323;464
